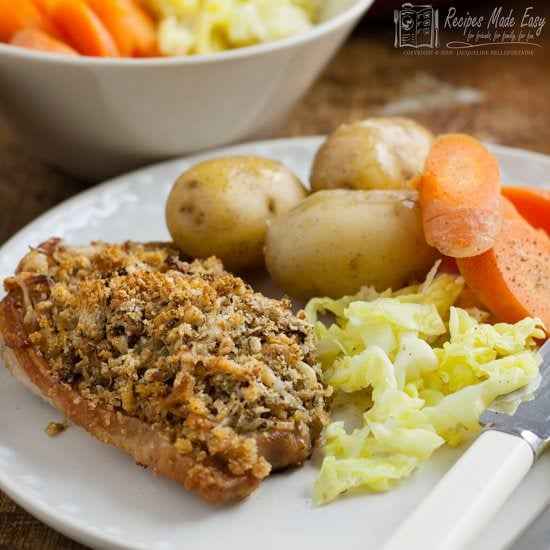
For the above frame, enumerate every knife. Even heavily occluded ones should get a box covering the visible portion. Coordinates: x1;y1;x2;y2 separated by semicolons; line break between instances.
383;339;550;550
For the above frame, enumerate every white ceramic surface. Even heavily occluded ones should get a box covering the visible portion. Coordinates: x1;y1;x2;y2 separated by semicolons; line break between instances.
0;0;373;181
0;137;549;550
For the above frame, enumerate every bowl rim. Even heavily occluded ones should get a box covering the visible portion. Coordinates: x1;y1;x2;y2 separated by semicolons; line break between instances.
0;0;374;67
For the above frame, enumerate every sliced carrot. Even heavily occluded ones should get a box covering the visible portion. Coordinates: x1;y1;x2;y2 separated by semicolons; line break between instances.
10;28;78;55
20;0;70;41
0;0;49;42
29;0;57;14
457;217;550;330
502;186;550;234
85;0;157;57
439;256;458;274
420;134;502;258
501;195;524;221
50;0;119;57
27;0;74;42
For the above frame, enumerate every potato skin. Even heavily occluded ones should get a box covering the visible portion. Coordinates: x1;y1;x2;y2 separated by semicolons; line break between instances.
265;189;440;299
310;118;434;192
166;157;307;272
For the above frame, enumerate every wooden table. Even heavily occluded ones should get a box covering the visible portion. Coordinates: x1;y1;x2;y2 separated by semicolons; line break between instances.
1;12;549;550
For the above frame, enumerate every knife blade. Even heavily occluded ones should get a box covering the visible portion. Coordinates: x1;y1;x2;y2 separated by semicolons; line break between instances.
384;339;550;550
481;340;550;457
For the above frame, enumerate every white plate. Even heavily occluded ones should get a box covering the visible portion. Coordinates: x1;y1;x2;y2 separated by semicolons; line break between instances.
0;137;549;550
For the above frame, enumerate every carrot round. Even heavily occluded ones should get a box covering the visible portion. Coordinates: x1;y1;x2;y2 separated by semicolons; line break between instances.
28;0;76;42
29;0;54;14
50;0;119;57
420;134;502;258
502;186;550;235
85;0;157;57
457;217;550;330
0;0;51;42
10;28;79;55
501;195;525;221
439;256;458;274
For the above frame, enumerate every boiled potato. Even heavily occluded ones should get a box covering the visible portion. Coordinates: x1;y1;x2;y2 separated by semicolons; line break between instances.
310;118;434;192
265;189;440;299
166;156;307;272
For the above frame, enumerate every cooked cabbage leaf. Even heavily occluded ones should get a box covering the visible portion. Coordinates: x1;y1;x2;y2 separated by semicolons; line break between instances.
308;273;545;505
144;0;319;55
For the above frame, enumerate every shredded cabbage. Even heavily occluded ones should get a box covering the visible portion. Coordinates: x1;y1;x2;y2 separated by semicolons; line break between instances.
144;0;319;55
307;272;545;505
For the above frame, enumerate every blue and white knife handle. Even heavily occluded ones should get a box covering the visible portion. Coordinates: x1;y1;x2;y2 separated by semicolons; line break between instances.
383;430;535;550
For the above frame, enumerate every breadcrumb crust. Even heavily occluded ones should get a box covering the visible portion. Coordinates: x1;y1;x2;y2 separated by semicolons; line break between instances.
1;239;330;502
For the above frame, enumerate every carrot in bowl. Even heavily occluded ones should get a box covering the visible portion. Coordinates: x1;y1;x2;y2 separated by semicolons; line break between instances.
50;0;119;57
456;212;550;331
10;28;79;55
0;0;60;42
29;0;57;14
420;134;502;258
502;186;550;235
85;0;158;57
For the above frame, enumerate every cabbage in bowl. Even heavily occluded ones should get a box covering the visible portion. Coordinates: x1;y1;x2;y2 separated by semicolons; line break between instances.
143;0;321;55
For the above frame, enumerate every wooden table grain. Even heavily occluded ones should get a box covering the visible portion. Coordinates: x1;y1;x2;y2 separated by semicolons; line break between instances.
1;13;549;550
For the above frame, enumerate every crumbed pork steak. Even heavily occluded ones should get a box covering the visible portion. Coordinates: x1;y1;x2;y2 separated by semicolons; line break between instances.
0;239;330;504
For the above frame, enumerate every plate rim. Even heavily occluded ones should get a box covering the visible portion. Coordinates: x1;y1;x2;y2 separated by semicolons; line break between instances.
0;136;549;550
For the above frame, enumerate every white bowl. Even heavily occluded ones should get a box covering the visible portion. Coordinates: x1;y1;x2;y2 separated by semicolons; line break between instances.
0;0;373;180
